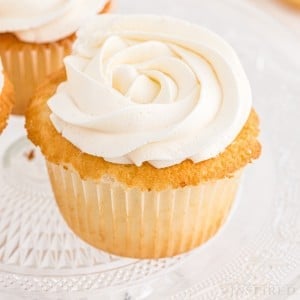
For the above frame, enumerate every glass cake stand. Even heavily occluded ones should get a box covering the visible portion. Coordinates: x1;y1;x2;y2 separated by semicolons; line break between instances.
1;0;300;299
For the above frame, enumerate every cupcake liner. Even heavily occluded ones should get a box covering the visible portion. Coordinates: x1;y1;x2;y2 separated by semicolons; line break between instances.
47;161;242;259
0;36;73;115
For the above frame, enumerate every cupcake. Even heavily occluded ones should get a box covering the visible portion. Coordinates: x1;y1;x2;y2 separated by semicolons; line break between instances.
26;15;261;258
0;0;113;115
0;58;14;134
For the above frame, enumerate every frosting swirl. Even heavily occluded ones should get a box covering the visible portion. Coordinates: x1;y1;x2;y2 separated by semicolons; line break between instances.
48;15;252;168
0;0;108;43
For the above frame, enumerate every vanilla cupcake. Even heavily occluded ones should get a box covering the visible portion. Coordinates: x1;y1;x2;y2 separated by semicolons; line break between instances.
0;59;14;134
26;15;261;258
0;0;113;115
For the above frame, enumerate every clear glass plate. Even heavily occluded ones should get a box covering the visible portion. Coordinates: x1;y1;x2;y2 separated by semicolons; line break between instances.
1;0;300;299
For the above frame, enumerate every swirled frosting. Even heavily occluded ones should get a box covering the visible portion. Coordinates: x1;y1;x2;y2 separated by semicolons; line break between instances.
48;15;252;168
0;0;108;43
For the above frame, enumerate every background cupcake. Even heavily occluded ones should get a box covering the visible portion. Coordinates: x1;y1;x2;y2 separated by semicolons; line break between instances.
0;0;113;115
0;58;14;134
26;15;261;259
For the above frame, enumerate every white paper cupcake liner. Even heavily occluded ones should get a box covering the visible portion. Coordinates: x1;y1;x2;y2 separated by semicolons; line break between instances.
47;161;242;258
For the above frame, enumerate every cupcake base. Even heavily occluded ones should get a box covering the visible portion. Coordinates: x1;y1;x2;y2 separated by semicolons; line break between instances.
47;161;242;259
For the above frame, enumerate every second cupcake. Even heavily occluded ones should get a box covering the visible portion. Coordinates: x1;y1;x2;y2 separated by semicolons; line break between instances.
0;0;113;115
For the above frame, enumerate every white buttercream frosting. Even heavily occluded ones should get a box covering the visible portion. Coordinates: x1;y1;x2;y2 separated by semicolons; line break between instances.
48;15;252;168
0;0;108;43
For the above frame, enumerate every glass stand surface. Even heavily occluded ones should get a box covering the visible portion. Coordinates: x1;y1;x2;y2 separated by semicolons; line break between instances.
0;118;186;300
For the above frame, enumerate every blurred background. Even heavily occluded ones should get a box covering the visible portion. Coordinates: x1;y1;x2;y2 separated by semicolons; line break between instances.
0;1;299;299
252;0;300;36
